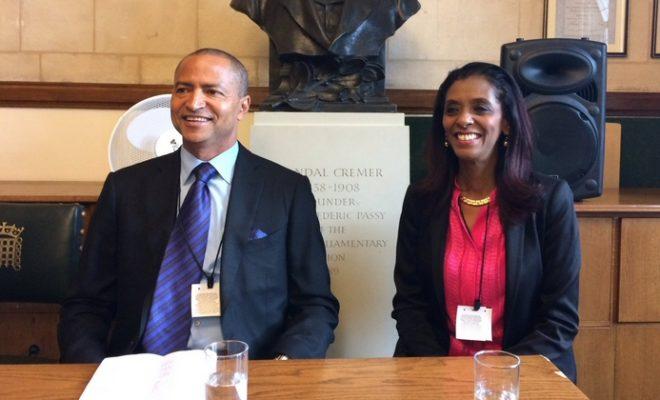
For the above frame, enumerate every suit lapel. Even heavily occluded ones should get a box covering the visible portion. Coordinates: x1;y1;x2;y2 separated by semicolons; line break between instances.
133;151;180;337
428;195;450;312
220;144;265;298
145;151;181;274
504;221;525;346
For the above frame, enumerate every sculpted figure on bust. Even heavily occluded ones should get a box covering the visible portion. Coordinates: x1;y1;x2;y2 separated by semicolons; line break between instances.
230;0;421;111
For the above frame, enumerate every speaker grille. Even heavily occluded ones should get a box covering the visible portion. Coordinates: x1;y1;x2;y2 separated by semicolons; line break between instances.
529;102;598;183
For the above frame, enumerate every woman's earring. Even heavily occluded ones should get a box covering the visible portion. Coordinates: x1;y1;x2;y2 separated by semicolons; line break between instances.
503;135;510;148
444;138;449;148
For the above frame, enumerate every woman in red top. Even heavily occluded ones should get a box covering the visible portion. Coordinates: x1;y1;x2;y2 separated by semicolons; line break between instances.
392;62;581;381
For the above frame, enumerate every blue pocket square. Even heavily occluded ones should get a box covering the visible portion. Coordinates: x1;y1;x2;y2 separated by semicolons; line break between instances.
249;228;268;240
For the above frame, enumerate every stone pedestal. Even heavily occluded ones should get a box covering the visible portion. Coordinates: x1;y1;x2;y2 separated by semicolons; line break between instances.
250;112;409;358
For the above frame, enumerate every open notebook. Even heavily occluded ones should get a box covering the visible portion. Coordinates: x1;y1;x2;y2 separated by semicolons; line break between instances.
79;350;207;400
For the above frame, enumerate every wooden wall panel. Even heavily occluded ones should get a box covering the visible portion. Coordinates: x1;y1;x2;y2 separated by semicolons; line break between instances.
604;123;621;189
578;218;615;323
615;324;660;400
574;327;615;400
0;303;60;361
0;83;658;116
619;219;660;322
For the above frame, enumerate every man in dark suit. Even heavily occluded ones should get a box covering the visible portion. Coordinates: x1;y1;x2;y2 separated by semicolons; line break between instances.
58;48;339;362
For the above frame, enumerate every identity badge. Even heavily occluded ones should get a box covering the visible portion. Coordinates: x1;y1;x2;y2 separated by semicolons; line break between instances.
191;284;221;318
455;305;492;341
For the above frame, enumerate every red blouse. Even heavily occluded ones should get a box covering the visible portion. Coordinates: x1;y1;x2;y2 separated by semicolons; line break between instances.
444;185;506;356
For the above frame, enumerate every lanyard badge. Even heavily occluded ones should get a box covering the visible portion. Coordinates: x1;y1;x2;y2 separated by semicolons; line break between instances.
455;305;492;341
191;283;221;317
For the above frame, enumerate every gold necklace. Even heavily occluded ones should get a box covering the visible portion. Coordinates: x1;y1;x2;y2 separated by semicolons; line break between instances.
459;194;491;206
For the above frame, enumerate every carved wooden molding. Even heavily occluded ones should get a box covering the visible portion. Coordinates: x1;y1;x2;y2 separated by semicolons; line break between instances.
0;82;658;116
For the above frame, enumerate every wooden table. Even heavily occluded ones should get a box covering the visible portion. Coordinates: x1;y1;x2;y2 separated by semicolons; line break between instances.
0;356;587;400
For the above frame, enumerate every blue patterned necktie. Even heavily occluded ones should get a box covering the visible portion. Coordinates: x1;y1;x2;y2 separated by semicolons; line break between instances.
142;162;218;355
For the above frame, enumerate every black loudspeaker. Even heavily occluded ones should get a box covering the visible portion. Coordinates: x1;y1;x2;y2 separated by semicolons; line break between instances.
501;38;606;200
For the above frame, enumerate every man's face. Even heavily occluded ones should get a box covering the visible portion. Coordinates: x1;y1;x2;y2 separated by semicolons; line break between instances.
170;54;250;160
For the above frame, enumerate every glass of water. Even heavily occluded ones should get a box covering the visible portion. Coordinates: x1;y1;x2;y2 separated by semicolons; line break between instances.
204;340;249;400
474;350;520;400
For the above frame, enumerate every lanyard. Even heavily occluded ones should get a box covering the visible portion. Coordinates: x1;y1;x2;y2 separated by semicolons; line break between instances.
473;204;491;311
177;190;224;289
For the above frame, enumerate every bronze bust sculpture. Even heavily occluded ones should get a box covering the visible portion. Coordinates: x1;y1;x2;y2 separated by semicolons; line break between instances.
231;0;421;111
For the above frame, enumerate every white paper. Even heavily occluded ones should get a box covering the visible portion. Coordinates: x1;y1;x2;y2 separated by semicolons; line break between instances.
191;283;221;317
455;305;493;342
80;350;207;400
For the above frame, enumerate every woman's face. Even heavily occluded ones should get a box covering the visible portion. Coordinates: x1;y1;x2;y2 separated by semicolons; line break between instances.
442;75;509;167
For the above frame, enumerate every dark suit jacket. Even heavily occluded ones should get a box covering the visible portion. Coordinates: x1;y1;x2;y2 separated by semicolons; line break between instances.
391;174;581;381
230;0;420;57
59;144;339;362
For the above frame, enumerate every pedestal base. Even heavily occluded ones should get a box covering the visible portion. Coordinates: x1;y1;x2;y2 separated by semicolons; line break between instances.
250;112;410;358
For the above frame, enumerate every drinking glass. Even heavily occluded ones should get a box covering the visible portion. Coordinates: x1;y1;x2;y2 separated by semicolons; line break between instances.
474;350;520;400
204;340;249;400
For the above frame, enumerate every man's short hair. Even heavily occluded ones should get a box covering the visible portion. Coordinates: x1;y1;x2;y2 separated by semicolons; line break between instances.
174;48;249;96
